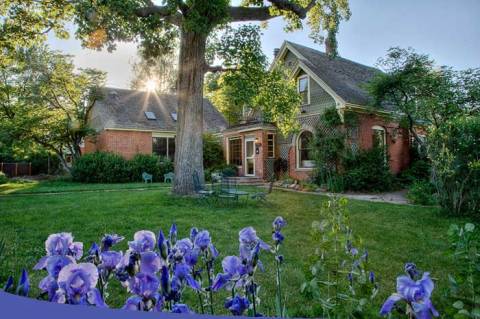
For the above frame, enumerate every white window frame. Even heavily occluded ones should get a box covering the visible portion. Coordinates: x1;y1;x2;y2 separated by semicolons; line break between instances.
297;75;310;106
296;130;315;170
372;125;386;148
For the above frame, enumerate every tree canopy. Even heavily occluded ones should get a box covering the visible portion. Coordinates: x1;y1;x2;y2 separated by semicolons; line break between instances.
0;45;106;169
367;47;480;148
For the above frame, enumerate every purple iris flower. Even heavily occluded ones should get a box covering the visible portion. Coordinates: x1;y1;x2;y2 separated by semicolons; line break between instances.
184;249;199;267
380;272;439;318
209;243;219;259
140;251;162;274
56;263;105;306
172;303;193;314
173;262;200;290
100;251;123;271
39;275;58;300
3;276;14;292
101;234;124;252
272;216;286;231
350;247;359;256
157;230;168;259
212;256;247;291
190;227;199;242
129;231;156;253
45;233;74;256
129;272;160;299
194;230;211;250
123;294;164;312
88;242;100;256
369;271;375;284
16;269;29;297
169;224;177;243
225;295;250;316
175;238;193;255
405;262;419;280
46;255;74;279
272;231;284;244
239;227;270;251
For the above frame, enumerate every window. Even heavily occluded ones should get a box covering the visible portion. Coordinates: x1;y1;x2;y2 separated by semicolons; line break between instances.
153;136;175;159
228;138;242;166
297;131;314;168
297;75;309;105
145;111;157;120
372;126;386;149
267;133;275;158
170;112;177;121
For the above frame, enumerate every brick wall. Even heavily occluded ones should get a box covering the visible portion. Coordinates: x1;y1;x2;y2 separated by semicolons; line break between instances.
83;130;152;159
356;113;410;174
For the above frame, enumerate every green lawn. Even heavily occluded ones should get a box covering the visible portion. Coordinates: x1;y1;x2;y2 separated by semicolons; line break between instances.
0;182;468;317
0;179;168;195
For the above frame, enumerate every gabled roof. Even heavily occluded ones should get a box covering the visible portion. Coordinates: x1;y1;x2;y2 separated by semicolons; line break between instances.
280;41;381;106
89;88;227;133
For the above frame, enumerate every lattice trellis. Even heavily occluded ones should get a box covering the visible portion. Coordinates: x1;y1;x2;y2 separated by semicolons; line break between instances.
264;158;275;180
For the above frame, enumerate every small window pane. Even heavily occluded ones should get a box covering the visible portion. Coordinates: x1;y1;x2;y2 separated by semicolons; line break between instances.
145;111;157;120
153;137;167;157
267;134;275;158
298;131;314;168
229;138;242;166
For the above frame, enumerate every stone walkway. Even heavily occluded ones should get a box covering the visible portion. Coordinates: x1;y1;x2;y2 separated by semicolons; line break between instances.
274;187;410;205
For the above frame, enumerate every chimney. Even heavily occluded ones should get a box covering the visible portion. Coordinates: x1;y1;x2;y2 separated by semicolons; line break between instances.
273;48;280;58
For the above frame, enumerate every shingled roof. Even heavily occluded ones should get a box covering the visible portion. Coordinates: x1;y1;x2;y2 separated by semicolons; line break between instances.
286;41;381;106
89;88;227;133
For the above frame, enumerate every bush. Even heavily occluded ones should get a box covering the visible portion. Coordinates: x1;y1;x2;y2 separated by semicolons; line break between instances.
343;147;395;192
398;157;431;186
203;133;225;169
0;171;8;184
129;154;173;182
428;115;480;216
407;180;438;205
71;152;130;183
274;158;288;178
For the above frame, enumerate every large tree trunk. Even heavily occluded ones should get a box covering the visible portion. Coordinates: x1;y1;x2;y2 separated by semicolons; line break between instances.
173;30;207;195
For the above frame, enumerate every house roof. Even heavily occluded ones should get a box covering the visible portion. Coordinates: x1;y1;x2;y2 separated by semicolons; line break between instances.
284;41;381;106
89;88;227;133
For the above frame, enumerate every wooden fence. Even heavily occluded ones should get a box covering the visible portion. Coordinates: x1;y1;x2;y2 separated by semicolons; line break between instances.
0;162;32;177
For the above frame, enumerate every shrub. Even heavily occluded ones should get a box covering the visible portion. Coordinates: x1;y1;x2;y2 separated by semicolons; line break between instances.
220;164;237;177
0;171;8;184
343;147;394;192
407;180;438;205
203;133;225;169
398;157;431;186
274;158;288;178
129;154;173;182
71;152;130;183
428;115;480;216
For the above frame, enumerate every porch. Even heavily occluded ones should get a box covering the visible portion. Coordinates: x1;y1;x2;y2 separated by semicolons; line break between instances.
222;123;277;181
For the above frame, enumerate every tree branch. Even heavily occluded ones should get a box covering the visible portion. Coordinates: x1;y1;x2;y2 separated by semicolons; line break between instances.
205;65;237;73
134;5;182;25
229;0;316;22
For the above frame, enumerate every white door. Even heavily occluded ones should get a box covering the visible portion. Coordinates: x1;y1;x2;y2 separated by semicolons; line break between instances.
244;137;255;176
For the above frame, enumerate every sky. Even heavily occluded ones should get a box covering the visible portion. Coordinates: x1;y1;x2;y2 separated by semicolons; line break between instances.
47;0;480;89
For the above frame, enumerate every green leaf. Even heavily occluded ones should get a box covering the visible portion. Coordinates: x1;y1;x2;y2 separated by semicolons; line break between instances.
453;300;464;309
465;223;475;232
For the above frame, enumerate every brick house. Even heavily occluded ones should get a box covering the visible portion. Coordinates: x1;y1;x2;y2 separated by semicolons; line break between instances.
223;41;410;181
82;88;228;159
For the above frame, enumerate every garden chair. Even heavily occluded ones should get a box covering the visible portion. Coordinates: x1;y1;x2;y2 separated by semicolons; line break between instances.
164;172;175;183
251;179;275;201
192;171;215;202
142;172;153;183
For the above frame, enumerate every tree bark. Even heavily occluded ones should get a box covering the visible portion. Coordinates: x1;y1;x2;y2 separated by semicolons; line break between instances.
173;30;207;195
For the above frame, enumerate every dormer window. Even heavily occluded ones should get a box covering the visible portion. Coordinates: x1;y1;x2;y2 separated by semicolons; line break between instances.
297;75;310;105
144;111;156;120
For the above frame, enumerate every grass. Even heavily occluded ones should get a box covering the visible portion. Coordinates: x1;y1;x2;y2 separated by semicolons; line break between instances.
0;179;168;195
0;181;469;317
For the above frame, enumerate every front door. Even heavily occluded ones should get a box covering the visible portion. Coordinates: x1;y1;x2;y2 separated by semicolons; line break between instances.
244;137;255;176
